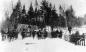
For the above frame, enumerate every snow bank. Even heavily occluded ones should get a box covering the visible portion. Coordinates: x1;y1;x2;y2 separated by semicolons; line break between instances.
0;37;86;52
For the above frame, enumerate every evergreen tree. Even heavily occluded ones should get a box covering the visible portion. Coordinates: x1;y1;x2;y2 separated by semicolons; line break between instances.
49;4;59;27
40;0;63;28
2;0;22;41
10;0;22;29
27;2;35;25
34;0;45;27
65;6;78;27
59;5;81;27
59;5;67;27
27;2;34;20
20;5;27;24
40;0;53;25
1;11;10;33
22;5;26;14
34;0;39;25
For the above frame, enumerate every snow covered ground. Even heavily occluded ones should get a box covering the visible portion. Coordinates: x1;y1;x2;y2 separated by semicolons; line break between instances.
1;25;86;52
0;33;86;52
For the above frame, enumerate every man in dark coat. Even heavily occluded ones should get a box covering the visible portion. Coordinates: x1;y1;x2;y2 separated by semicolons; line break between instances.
32;30;36;39
68;26;72;34
37;30;42;40
43;29;48;39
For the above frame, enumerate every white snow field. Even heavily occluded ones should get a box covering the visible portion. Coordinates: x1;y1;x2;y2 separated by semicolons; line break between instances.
0;33;86;52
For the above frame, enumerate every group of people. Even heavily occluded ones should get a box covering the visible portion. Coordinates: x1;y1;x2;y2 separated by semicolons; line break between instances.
21;29;48;40
1;29;18;41
0;25;73;42
51;30;63;38
20;26;64;40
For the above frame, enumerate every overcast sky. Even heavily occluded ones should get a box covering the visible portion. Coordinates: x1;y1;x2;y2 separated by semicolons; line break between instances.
0;0;86;23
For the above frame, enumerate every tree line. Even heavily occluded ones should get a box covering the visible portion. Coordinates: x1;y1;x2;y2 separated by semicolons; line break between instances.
0;0;82;41
3;0;82;29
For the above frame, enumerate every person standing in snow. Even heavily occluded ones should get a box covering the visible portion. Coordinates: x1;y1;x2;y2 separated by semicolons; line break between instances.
32;30;36;39
44;29;48;39
68;26;72;34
